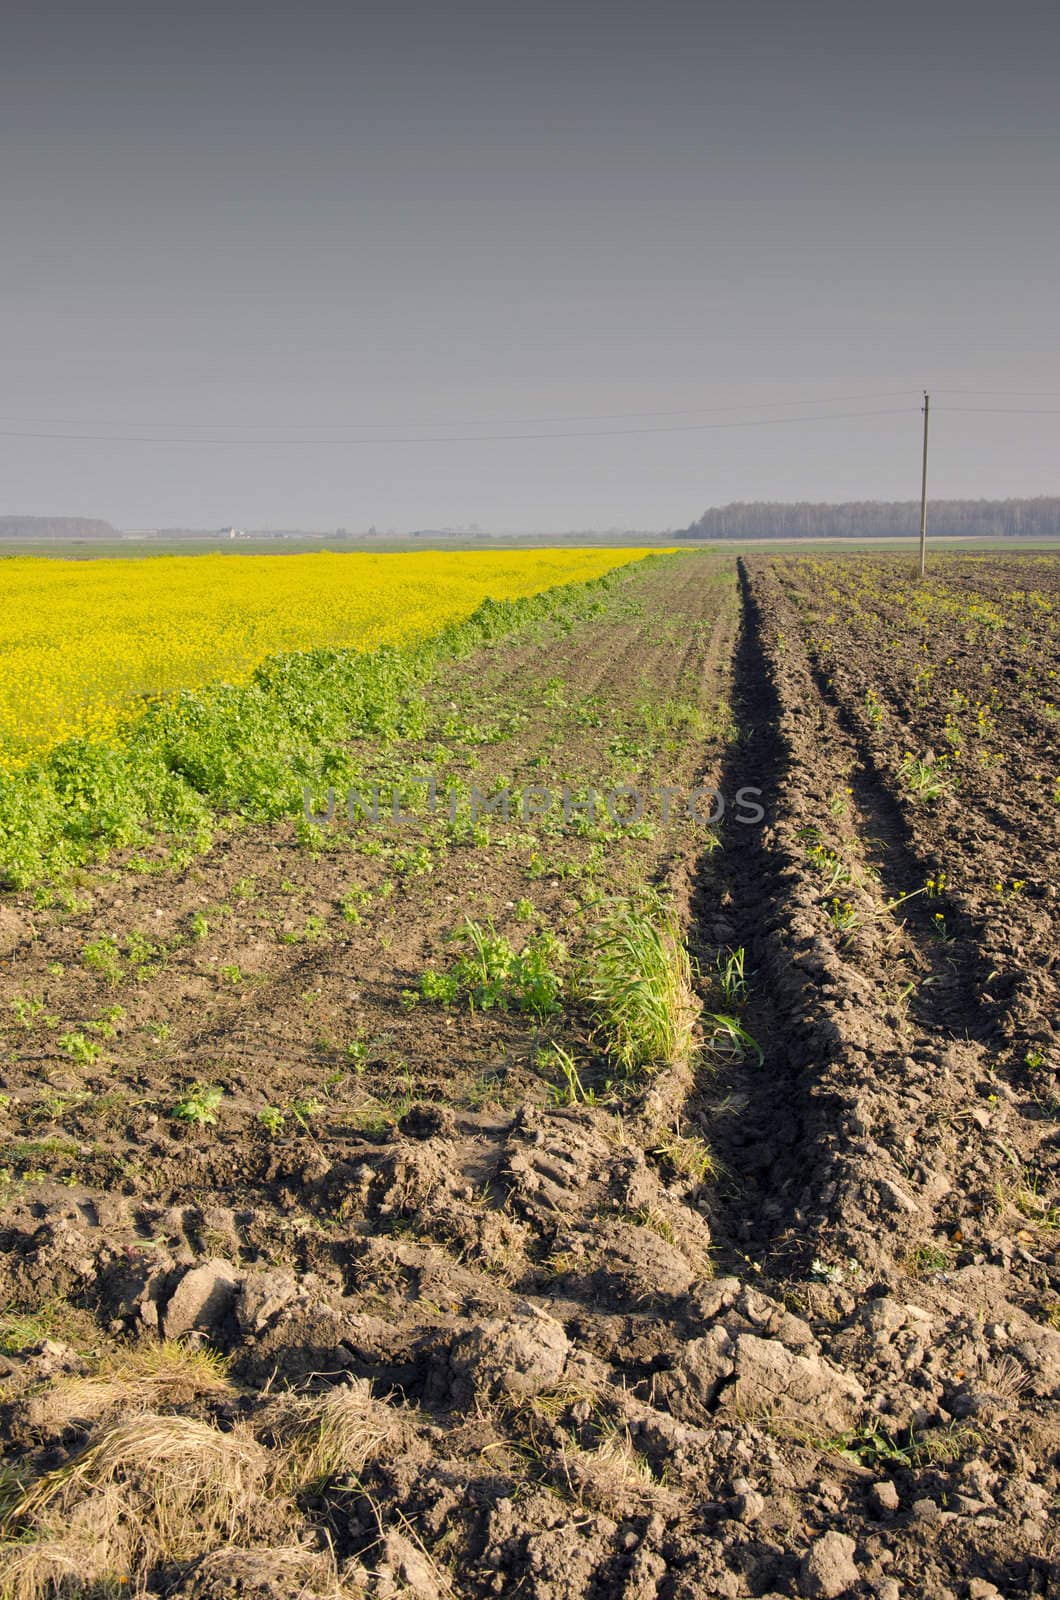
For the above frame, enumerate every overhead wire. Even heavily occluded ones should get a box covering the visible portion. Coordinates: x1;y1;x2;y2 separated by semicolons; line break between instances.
0;390;1053;447
0;406;912;447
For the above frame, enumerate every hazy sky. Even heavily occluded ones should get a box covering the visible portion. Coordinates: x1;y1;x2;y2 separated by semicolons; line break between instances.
1;0;1058;531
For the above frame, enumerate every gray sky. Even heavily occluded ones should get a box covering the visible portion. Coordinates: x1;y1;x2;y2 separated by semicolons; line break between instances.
1;0;1058;531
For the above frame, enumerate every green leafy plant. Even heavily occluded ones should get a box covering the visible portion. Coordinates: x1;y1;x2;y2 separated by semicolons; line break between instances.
289;1097;323;1129
58;1030;102;1066
864;689;884;726
345;1039;369;1072
420;968;460;1005
807;842;851;889
824;1421;981;1470
451;920;515;1009
294;818;329;855
87;1004;126;1039
826;897;862;935
510;929;565;1019
392;844;433;878
340;888;370;923
280;912;328;945
125;929;160;970
420;920;565;1019
898;752;950;801
171;1083;225;1127
9;996;46;1029
82;935;123;984
257;1105;286;1137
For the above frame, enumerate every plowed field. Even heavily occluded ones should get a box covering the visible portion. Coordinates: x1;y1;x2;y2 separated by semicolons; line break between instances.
0;550;1056;1600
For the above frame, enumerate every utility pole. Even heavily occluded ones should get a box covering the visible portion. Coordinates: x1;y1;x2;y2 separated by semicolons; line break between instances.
918;391;930;579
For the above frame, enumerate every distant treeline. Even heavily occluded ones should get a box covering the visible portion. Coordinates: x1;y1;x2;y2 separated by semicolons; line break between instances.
0;515;119;542
680;498;1060;540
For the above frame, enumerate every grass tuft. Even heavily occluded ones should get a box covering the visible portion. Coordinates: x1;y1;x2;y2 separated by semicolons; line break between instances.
556;1421;675;1514
22;1342;232;1434
0;1412;269;1595
262;1380;401;1494
585;894;698;1073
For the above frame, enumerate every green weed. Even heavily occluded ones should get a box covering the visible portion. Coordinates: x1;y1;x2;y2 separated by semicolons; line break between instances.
171;1084;224;1127
58;1031;102;1066
82;936;123;984
585;894;698;1073
705;1012;763;1064
421;920;565;1020
539;1044;605;1107
714;947;748;1008
87;1004;126;1039
652;1127;716;1183
823;1421;981;1470
898;752;950;801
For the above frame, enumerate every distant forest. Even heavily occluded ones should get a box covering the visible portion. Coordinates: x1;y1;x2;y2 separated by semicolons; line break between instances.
0;516;118;542
680;497;1060;540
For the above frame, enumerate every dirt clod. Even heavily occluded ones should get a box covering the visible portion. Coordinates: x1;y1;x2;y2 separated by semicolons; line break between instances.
800;1530;860;1598
869;1480;900;1517
446;1305;569;1402
162;1259;241;1340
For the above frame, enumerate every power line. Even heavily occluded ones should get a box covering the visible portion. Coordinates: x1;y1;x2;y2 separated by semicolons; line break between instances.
933;388;1060;398
0;390;913;433
0;406;911;447
0;393;1049;450
939;406;1060;416
3;386;1057;434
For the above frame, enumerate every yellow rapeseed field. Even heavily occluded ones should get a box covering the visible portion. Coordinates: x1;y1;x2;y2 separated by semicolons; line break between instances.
0;548;648;770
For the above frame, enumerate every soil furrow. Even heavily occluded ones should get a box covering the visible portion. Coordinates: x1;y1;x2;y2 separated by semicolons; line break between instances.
805;657;1003;1047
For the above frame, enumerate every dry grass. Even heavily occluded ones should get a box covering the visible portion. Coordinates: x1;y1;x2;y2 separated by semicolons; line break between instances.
0;1412;270;1598
261;1380;404;1493
650;1125;717;1185
186;1544;361;1599
22;1340;231;1434
0;1383;403;1599
0;1527;105;1600
556;1421;676;1514
975;1353;1029;1404
526;1379;601;1423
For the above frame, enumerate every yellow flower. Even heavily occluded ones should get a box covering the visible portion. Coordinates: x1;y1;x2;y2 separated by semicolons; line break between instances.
0;547;648;768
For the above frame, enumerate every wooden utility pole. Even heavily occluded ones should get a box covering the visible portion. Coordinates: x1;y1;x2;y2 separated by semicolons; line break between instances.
918;390;930;578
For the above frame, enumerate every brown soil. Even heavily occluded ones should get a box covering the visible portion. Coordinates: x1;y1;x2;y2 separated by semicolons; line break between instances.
0;551;1056;1599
